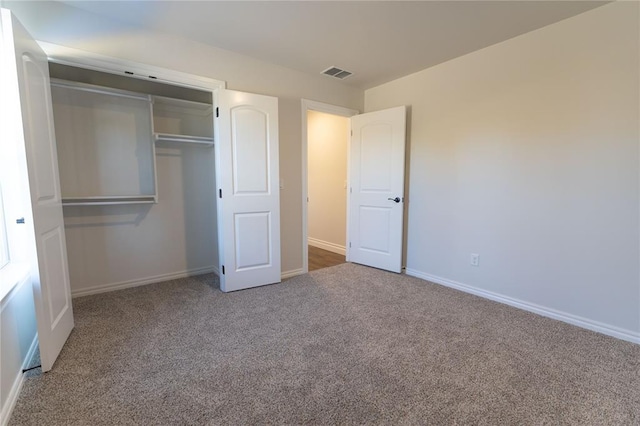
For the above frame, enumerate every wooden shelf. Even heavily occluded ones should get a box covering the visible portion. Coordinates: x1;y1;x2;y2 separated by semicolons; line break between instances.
154;133;214;146
62;196;157;206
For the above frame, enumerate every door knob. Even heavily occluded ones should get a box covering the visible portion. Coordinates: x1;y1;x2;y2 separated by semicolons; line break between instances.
388;197;401;203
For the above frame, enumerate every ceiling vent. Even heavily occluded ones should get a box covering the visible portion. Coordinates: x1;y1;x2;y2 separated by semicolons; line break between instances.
322;66;353;80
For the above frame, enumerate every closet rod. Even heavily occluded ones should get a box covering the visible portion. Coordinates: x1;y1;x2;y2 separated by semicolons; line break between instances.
62;200;156;206
62;195;157;206
62;195;156;200
154;133;214;146
50;79;151;102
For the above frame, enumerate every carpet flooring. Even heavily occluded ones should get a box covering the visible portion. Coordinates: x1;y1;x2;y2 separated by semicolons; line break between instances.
9;263;640;425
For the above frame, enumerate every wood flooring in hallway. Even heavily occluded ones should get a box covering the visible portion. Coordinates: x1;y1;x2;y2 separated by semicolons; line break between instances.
308;246;346;271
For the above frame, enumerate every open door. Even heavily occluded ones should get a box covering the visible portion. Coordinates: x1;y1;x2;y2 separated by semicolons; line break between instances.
216;89;281;292
1;9;74;372
348;106;406;273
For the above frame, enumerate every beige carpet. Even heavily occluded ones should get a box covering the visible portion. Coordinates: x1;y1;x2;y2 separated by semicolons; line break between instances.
10;263;640;425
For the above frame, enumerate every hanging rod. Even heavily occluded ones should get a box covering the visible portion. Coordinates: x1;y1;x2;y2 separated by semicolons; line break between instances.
50;79;151;102
62;195;157;206
154;133;214;146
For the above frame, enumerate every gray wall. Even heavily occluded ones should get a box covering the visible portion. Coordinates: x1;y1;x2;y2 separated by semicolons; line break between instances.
1;273;37;423
365;2;639;340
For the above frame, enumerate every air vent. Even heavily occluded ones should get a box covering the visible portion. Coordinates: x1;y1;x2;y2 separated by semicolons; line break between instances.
322;66;353;80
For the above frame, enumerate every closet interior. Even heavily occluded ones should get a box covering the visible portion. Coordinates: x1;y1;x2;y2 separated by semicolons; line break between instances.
48;63;219;295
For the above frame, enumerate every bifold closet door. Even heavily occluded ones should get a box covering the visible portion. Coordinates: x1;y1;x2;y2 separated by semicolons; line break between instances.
216;89;281;292
1;8;74;372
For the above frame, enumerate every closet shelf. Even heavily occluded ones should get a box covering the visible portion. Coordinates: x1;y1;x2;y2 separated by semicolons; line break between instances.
50;79;151;102
62;196;157;206
153;133;214;146
152;96;213;114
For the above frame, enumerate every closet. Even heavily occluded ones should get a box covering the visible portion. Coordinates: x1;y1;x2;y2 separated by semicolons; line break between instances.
4;10;281;372
48;63;219;295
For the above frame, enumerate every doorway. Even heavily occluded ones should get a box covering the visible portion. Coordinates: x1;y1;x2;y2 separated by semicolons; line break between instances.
301;100;358;273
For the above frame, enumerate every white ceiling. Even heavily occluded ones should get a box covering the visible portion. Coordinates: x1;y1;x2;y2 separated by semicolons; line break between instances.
59;1;606;89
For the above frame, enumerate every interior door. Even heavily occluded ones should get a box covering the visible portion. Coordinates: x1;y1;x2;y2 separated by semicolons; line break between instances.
216;89;281;292
348;106;406;273
2;9;74;372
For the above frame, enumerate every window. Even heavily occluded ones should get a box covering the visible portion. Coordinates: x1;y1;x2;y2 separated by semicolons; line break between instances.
0;183;9;269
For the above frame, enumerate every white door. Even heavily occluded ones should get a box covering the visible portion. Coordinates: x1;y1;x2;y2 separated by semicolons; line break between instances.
2;9;74;372
348;106;406;273
216;89;281;292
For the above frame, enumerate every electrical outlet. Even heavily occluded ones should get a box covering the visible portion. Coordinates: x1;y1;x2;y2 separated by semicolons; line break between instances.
470;253;479;267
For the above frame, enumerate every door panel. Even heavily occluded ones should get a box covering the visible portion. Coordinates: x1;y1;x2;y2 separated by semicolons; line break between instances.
234;212;271;270
2;9;74;372
359;206;392;253
349;106;406;273
232;108;269;194
360;123;393;192
41;227;69;327
217;89;281;292
23;56;57;202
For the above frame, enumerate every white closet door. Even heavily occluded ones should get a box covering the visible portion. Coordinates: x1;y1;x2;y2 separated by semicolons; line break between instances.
216;89;281;292
1;9;74;371
348;106;406;273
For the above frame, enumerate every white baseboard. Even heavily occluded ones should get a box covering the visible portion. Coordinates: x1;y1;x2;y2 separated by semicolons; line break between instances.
308;238;346;255
405;269;640;345
281;268;304;280
71;266;219;297
1;335;38;426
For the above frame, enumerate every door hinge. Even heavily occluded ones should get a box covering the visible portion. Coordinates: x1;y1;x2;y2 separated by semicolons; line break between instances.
350;187;352;194
350;130;353;136
219;189;222;198
222;265;225;275
349;242;352;248
216;107;219;118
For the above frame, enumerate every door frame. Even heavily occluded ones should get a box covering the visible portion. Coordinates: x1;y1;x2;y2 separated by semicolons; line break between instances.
301;99;358;273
